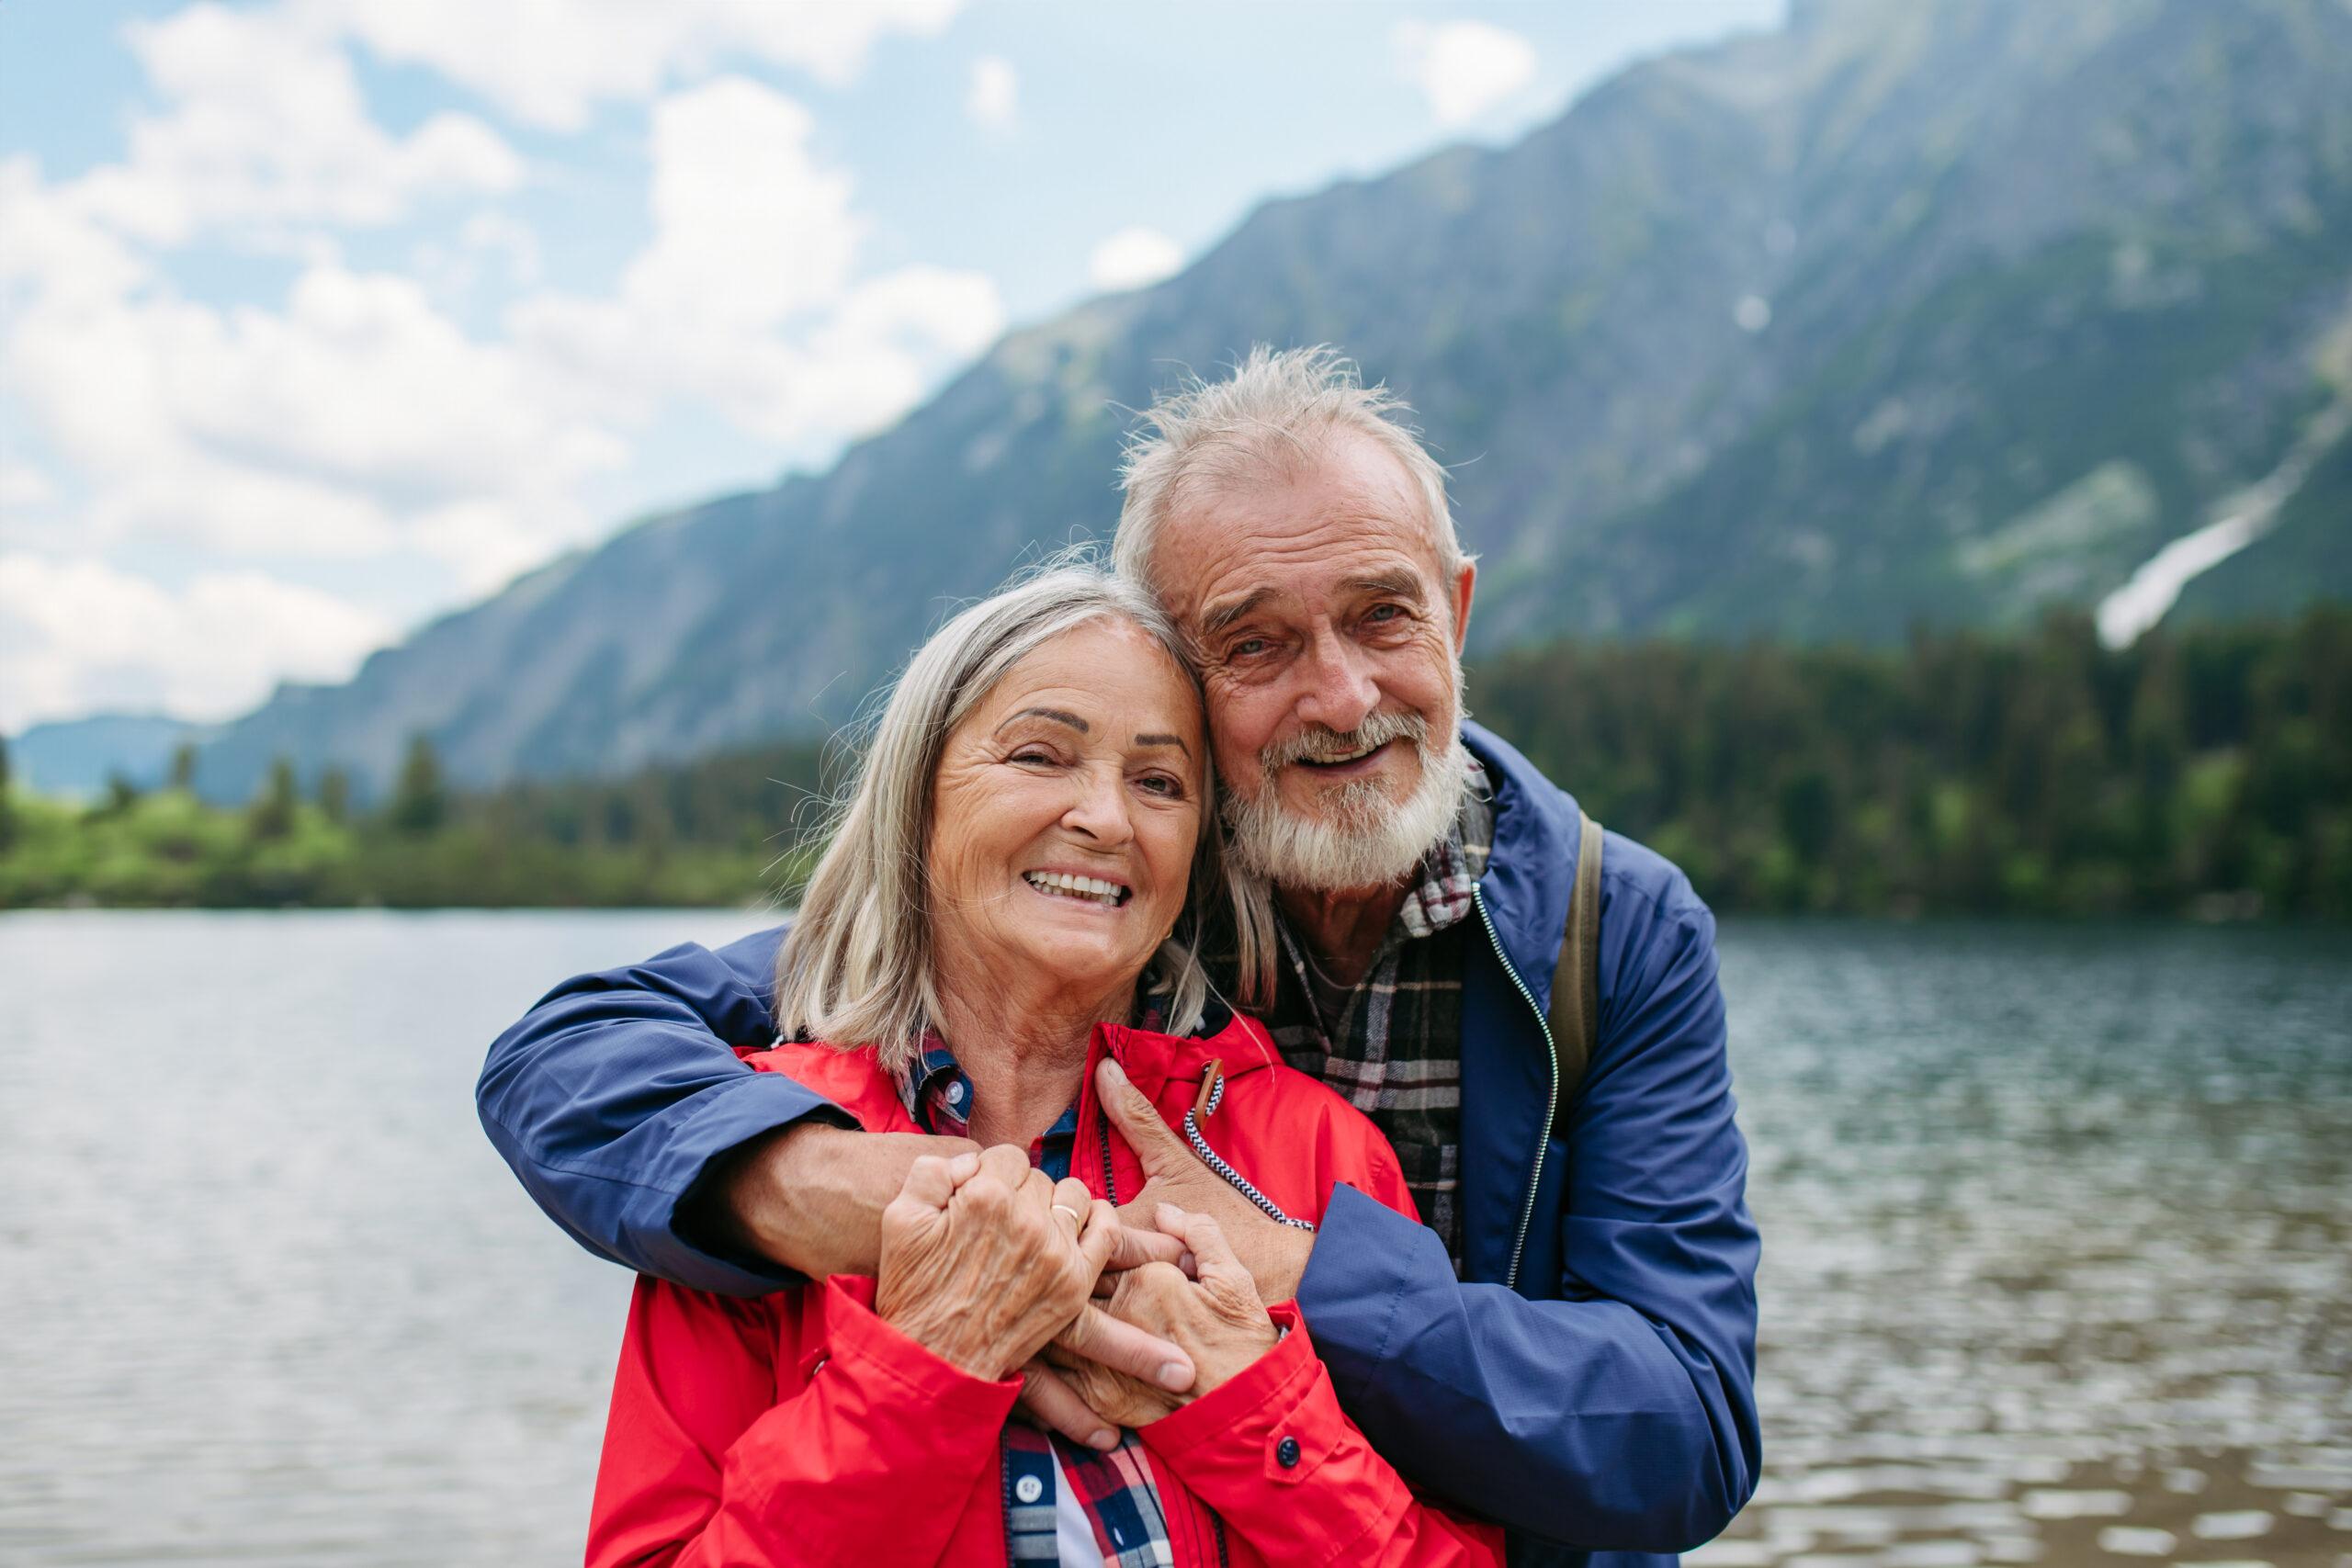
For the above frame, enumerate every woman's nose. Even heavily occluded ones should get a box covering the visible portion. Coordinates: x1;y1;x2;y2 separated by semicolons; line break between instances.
1061;765;1136;845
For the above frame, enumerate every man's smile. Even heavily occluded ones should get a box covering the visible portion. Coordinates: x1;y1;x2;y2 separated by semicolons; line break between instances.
1292;738;1396;778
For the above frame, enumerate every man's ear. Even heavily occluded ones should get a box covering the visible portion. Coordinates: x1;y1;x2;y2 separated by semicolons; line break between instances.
1450;558;1477;654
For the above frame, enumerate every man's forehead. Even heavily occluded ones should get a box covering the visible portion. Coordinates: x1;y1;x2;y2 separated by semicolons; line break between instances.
1153;434;1442;621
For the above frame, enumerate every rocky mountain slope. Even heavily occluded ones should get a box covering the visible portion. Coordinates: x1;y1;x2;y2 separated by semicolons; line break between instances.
190;0;2352;797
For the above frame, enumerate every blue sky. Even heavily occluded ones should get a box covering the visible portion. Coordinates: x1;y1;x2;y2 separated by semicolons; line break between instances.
0;0;1782;735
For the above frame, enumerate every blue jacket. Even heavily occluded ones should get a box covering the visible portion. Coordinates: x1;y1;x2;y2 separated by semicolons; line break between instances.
478;721;1760;1566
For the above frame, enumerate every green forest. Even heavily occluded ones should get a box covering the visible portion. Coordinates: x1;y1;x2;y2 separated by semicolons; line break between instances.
5;606;2346;919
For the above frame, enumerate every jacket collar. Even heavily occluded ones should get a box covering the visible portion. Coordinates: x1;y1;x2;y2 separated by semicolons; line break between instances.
1460;719;1582;991
1095;1006;1283;1105
765;1006;1283;1134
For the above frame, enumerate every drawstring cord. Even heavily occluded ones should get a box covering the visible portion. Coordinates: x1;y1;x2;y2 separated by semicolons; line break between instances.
1182;1063;1315;1232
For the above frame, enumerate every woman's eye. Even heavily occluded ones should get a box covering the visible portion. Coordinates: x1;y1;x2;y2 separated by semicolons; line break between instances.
1010;749;1057;766
1136;773;1185;798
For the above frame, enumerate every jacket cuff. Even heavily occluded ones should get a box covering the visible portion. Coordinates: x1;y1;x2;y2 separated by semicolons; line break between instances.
1143;1302;1322;1477
817;1276;1027;1416
1295;1181;1448;1406
613;1071;852;1294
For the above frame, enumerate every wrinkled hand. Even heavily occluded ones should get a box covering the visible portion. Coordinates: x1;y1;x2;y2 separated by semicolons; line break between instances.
1096;1057;1317;1303
875;1145;1114;1381
1049;1203;1277;1416
1012;1220;1195;1449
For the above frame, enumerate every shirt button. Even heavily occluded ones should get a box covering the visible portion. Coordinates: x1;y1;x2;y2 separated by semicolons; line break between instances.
946;1079;967;1107
1276;1436;1301;1469
1014;1473;1045;1504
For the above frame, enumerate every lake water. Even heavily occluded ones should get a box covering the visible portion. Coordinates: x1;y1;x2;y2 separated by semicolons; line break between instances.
1;911;2346;1566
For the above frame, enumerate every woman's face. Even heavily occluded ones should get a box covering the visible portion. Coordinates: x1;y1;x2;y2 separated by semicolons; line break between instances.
927;617;1206;1010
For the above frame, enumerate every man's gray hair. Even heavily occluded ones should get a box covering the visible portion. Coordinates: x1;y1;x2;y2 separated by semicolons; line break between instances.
775;559;1273;1068
1114;344;1464;599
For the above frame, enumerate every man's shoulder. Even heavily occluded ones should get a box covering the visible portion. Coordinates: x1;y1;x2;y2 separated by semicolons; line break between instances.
1596;828;1712;927
1463;721;1711;942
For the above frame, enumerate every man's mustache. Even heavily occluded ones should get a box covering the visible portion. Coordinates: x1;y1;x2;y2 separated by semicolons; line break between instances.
1260;710;1431;772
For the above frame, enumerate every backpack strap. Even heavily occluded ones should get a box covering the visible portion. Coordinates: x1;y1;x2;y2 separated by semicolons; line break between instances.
1545;810;1604;1138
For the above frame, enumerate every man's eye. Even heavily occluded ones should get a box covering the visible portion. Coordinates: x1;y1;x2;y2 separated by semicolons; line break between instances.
1365;604;1405;624
1229;637;1269;659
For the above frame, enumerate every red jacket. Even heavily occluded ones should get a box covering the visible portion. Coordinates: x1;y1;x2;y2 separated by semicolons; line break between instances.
586;1009;1505;1567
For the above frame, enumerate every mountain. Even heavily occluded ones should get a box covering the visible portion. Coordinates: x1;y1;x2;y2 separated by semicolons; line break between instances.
9;714;218;798
192;0;2352;800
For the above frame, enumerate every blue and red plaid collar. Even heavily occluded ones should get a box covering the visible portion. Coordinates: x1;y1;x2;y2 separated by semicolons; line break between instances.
892;1033;1080;1177
894;1035;972;1131
1395;749;1494;941
895;993;1196;1133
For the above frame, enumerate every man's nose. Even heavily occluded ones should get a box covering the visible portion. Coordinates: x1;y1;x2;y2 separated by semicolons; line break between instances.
1294;626;1380;736
1062;763;1137;845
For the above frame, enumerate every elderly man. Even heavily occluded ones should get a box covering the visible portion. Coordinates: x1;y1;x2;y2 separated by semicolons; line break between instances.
480;346;1758;1564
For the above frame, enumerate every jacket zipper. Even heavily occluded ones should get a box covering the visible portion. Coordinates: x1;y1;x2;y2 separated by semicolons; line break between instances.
1473;884;1556;1292
1092;1062;1233;1568
1097;1114;1118;1205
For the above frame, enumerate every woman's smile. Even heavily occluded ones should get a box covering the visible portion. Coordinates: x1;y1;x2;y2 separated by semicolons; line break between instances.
1021;866;1134;908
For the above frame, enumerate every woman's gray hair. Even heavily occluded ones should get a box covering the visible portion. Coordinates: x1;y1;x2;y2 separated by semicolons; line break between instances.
775;559;1274;1068
1114;344;1465;600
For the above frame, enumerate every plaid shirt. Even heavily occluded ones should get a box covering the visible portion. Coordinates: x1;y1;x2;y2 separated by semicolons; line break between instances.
1251;751;1492;1271
897;1041;1183;1568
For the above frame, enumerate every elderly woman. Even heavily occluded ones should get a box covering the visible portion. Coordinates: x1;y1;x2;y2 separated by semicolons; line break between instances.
586;568;1499;1567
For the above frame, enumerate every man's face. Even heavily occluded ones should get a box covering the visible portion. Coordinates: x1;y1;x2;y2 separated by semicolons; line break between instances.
1149;429;1476;892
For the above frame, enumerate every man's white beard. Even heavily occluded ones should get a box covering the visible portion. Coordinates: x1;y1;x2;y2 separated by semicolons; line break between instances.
1226;708;1468;893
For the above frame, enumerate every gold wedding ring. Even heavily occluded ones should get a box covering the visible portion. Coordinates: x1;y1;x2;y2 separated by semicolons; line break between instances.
1051;1203;1086;1227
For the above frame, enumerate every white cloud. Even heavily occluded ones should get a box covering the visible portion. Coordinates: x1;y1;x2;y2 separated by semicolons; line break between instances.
4;151;622;592
0;555;393;731
72;3;521;247
1393;19;1537;128
0;460;56;514
0;155;150;310
3;207;622;578
460;211;543;284
967;56;1018;130
626;76;862;330
1088;226;1183;292
319;0;963;130
509;77;1003;448
413;210;545;300
1;13;1006;728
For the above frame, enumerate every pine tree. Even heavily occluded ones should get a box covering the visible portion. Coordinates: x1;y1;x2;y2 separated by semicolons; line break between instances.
390;735;447;834
249;756;299;840
169;742;198;793
318;766;351;826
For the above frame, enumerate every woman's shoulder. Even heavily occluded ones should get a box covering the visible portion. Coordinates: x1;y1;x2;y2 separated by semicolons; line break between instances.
742;1036;914;1133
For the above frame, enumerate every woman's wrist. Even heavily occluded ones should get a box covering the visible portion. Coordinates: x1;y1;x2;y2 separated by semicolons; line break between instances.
1180;1314;1280;1399
876;1291;1018;1381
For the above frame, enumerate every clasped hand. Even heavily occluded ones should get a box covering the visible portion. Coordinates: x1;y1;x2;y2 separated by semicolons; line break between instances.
873;1143;1277;1441
875;1144;1120;1381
